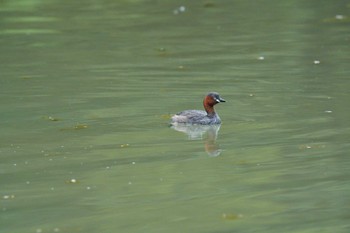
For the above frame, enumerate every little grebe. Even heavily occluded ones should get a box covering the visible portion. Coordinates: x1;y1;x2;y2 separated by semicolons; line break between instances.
171;92;225;125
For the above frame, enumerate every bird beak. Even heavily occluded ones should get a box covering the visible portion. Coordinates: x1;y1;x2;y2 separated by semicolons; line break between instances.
219;97;226;103
215;97;226;103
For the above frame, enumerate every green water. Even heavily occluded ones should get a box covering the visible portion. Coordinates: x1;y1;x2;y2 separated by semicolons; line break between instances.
1;1;350;232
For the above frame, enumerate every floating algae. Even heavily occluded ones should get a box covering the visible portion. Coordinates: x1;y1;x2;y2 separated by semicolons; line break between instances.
74;124;88;130
60;123;88;131
222;213;243;221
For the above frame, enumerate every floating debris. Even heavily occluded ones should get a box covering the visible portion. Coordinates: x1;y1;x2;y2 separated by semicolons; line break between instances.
42;116;61;121
66;178;78;184
74;124;88;130
120;144;130;148
3;194;15;200
299;144;326;150
258;56;265;60
156;47;168;57
60;123;88;131
203;2;216;8
173;6;186;15
313;60;321;64
20;74;43;80
335;14;345;20
323;15;350;23
160;114;172;120
222;213;243;220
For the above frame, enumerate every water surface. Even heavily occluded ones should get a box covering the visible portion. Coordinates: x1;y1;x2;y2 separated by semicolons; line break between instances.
1;1;350;233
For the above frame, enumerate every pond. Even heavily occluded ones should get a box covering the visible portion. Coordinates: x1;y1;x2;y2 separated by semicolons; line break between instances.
1;1;350;233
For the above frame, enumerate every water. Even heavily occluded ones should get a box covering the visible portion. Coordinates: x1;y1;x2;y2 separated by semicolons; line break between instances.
1;1;350;232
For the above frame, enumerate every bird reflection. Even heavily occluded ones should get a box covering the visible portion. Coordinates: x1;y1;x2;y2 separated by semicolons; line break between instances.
171;124;222;156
